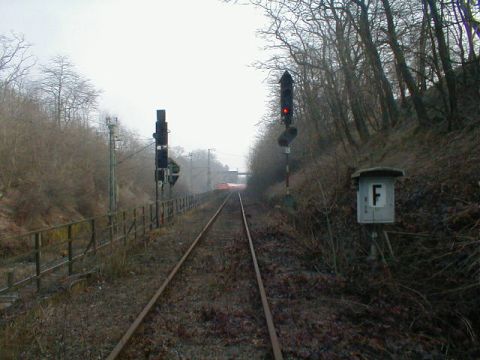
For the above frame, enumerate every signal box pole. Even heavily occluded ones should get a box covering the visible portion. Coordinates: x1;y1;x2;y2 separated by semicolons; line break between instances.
285;146;290;195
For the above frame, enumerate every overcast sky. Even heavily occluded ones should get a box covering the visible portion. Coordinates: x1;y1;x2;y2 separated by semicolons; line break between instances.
0;0;271;171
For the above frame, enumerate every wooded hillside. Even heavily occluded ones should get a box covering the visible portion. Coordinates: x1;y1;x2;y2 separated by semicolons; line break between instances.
0;33;229;237
236;0;480;356
243;0;479;192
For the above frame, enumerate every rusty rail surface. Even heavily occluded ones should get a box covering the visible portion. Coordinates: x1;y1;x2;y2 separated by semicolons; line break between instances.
106;193;232;360
239;193;284;360
107;192;283;359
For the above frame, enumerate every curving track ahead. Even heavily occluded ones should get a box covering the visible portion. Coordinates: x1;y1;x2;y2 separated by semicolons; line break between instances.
106;192;283;360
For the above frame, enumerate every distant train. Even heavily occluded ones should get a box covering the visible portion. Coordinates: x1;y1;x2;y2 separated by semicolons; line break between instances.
215;183;247;191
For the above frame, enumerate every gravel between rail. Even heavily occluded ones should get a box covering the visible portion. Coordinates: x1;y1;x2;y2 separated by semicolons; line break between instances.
120;194;270;359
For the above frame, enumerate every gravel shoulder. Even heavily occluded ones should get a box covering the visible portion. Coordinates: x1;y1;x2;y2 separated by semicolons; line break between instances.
243;196;445;359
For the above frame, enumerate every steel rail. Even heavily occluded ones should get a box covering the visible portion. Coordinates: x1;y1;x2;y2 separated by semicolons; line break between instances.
106;193;232;360
238;193;284;360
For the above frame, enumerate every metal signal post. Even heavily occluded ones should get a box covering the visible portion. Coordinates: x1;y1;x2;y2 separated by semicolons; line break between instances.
285;146;290;195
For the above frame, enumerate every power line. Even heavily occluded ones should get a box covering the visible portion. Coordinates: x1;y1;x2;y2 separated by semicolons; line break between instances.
116;141;155;166
215;151;245;158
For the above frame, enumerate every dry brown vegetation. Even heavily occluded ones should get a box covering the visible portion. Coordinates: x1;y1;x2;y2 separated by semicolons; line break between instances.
240;0;480;356
0;33;230;246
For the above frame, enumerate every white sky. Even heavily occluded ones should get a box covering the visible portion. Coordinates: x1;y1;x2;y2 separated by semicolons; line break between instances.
0;0;271;171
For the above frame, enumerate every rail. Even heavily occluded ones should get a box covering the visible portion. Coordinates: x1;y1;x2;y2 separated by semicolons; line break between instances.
239;193;283;360
106;193;283;359
106;193;232;359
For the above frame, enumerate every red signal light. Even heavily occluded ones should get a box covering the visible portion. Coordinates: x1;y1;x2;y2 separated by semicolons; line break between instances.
282;107;290;115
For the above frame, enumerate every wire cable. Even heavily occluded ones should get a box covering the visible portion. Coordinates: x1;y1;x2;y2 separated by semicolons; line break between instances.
116;141;155;166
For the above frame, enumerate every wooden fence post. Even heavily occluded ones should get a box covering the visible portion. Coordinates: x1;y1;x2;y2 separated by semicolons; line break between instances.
35;233;41;292
7;269;14;288
161;202;165;225
68;224;73;275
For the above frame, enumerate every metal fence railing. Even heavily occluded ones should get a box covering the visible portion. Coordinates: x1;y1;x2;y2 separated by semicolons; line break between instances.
0;192;211;295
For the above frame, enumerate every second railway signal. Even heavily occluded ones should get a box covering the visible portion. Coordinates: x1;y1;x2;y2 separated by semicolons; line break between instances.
168;158;180;186
154;109;169;170
154;109;168;227
157;148;168;168
154;110;168;147
155;121;168;146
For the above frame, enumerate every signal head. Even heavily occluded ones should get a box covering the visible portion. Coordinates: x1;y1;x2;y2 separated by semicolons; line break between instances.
280;71;294;124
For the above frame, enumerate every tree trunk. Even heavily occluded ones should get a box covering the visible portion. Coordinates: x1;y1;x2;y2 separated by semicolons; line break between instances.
394;60;407;108
425;0;459;129
382;0;430;126
417;8;428;94
323;66;358;149
351;0;399;128
334;19;370;141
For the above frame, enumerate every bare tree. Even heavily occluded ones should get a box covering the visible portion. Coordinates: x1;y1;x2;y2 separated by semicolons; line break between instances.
0;32;35;92
39;56;100;126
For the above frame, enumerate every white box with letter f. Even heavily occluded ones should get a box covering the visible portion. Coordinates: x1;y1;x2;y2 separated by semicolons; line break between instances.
351;167;405;224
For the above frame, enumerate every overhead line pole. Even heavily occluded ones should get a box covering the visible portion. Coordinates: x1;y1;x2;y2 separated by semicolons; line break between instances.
188;152;193;193
107;117;118;215
207;148;214;191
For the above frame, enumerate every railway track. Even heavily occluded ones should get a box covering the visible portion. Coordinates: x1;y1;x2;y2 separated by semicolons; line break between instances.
106;192;283;359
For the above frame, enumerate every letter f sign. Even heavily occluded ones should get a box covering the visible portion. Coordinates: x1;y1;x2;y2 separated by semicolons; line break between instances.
372;184;382;206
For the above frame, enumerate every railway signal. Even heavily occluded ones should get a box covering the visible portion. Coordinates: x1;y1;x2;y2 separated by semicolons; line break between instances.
154;109;169;172
154;110;168;148
278;71;296;208
154;109;168;227
154;120;168;146
157;148;168;169
279;71;294;126
168;158;180;186
277;126;298;147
